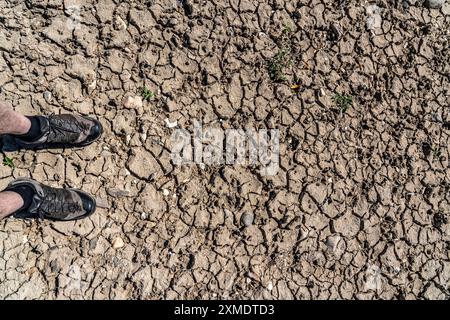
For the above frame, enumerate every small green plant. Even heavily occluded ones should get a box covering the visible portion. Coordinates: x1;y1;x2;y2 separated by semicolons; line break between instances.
282;24;292;34
2;156;14;169
140;86;154;101
432;147;442;160
268;47;291;82
332;93;353;113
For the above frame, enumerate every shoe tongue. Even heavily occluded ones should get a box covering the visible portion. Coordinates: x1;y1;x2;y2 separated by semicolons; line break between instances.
52;115;93;144
47;115;84;144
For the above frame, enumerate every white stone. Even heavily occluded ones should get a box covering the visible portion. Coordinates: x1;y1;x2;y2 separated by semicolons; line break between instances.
123;96;143;109
366;5;382;32
113;15;127;30
164;118;178;128
112;237;124;249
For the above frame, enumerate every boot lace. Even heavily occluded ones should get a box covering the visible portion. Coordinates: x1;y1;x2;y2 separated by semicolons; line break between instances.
36;187;82;219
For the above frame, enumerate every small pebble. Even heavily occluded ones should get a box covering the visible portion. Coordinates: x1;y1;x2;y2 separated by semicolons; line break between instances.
168;18;178;26
89;238;98;250
123;96;143;109
432;113;442;122
326;235;341;252
43;91;52;103
402;0;409;10
299;227;309;240
165;118;178;128
241;212;254;227
112;237;124;249
163;189;170;196
113;15;127;30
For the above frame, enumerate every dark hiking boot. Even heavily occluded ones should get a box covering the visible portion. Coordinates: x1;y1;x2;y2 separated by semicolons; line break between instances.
5;178;96;221
14;114;102;149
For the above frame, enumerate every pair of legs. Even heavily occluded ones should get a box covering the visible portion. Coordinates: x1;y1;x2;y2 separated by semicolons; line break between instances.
0;102;102;221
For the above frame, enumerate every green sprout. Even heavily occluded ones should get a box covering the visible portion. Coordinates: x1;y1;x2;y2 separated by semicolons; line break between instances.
332;93;353;113
2;156;14;169
282;24;292;34
432;147;442;160
140;86;154;101
268;47;291;82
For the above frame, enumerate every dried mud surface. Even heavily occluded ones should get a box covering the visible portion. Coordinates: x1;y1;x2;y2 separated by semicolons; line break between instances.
0;0;449;299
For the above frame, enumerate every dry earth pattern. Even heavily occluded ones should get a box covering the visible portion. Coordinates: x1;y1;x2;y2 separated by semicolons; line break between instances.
0;0;450;299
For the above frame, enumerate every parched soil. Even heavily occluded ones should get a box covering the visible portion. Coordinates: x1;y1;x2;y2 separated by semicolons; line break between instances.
0;0;449;299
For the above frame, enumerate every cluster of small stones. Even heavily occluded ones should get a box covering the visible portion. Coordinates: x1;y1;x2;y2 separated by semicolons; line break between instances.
0;0;449;299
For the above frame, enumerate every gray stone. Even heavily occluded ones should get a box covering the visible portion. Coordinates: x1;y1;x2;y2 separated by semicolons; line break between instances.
241;212;254;227
325;235;341;252
107;188;130;197
43;91;52;103
425;0;446;8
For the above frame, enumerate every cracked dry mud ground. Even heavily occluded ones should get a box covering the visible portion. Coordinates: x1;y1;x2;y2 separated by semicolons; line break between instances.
0;0;449;300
